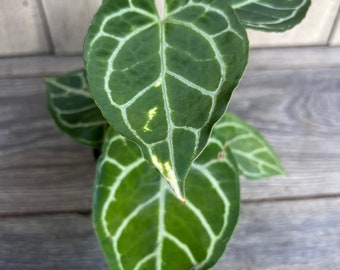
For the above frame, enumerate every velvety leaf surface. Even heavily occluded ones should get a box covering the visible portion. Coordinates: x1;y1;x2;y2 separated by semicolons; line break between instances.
84;0;248;200
213;113;285;179
229;0;311;31
93;127;240;270
44;70;107;148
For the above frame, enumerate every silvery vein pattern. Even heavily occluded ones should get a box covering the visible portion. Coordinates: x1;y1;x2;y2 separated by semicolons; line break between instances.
93;127;240;270
44;70;107;148
229;0;311;31
84;0;248;200
213;113;285;179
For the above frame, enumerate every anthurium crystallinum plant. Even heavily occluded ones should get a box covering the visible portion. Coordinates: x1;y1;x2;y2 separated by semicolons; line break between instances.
44;0;311;269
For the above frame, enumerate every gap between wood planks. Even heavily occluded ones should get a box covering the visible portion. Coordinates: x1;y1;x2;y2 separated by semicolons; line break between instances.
0;209;91;219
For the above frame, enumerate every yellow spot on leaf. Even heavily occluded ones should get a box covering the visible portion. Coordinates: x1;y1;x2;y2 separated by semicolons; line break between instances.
151;155;185;202
143;106;158;132
155;80;161;87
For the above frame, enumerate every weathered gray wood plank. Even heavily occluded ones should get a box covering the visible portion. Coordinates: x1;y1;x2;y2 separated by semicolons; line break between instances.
230;67;340;200
0;213;107;270
218;198;340;269
41;0;101;54
1;198;339;269
0;0;49;56
247;47;340;71
0;78;95;214
0;56;83;79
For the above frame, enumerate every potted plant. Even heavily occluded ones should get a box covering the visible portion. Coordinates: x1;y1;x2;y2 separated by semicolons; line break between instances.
44;0;310;269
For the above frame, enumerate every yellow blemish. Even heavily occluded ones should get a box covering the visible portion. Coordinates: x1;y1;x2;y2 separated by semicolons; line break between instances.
151;155;185;203
155;80;162;88
143;106;158;132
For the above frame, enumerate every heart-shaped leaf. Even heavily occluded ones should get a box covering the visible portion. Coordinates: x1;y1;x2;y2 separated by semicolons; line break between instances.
213;113;285;179
44;70;108;148
84;0;248;200
229;0;311;31
93;127;240;270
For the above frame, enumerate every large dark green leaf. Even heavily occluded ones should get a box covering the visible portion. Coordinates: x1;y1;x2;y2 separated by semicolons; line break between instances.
213;113;285;179
44;70;108;148
93;127;240;270
229;0;311;31
84;0;248;200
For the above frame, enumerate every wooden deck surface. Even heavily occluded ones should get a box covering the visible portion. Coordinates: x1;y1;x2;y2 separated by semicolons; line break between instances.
0;47;339;269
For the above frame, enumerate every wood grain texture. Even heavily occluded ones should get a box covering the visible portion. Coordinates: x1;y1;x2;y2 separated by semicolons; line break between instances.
247;47;340;71
0;198;339;269
0;55;83;79
230;67;340;200
41;0;101;54
0;213;107;270
218;198;340;270
248;0;340;47
0;0;49;56
0;78;95;214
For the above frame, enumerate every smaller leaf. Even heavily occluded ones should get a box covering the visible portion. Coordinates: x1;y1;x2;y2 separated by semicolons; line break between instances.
44;70;108;148
229;0;311;32
213;113;285;179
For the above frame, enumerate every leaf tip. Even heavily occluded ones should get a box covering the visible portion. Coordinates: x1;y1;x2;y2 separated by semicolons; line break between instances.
151;155;185;202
